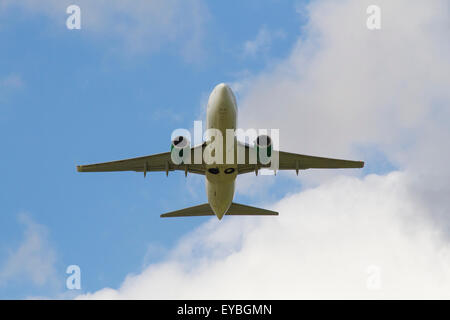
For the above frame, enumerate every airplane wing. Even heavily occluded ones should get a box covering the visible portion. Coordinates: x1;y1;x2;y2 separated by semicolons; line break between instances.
236;144;364;174
161;202;278;218
77;144;206;175
276;150;364;170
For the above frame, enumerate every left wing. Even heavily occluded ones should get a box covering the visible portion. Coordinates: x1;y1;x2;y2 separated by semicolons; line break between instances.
77;144;206;175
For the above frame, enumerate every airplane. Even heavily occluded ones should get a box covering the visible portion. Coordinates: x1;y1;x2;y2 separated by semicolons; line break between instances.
77;83;364;220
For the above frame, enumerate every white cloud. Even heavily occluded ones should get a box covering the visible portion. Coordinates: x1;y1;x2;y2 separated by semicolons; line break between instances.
235;172;278;198
238;0;449;162
243;26;285;57
0;214;58;288
235;0;450;224
0;0;209;59
78;172;450;299
76;0;450;299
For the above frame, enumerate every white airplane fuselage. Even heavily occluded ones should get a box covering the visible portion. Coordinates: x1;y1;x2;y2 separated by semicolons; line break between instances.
205;83;238;220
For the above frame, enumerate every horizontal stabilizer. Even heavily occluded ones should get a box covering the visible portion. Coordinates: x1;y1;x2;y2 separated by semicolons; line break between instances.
160;202;278;218
160;203;214;218
226;203;278;216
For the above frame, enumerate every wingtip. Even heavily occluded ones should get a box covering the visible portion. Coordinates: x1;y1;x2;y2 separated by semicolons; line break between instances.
76;165;83;172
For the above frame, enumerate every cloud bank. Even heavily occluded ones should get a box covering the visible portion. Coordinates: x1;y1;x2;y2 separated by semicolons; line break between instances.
78;172;450;299
77;0;450;299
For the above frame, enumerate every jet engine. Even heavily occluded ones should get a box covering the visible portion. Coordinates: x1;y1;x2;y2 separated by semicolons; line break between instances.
255;135;272;165
171;136;190;164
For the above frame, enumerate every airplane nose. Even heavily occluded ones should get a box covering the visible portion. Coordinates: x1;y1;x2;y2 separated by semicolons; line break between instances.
216;82;228;90
208;83;237;109
215;83;231;99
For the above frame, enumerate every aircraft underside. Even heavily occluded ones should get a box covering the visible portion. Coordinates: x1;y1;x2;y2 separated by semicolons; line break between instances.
76;83;364;220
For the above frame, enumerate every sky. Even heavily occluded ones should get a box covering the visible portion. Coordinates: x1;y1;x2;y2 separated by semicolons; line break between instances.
0;0;449;299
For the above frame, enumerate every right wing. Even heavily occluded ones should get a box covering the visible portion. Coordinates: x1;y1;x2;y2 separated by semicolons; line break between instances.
277;150;365;170
161;202;278;218
236;143;364;174
77;144;206;175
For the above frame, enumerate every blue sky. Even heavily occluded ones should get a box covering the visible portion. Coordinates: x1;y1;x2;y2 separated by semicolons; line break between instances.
2;0;448;300
0;0;309;299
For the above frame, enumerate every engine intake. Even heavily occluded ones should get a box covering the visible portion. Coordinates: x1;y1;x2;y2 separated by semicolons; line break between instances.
171;136;190;165
255;135;272;165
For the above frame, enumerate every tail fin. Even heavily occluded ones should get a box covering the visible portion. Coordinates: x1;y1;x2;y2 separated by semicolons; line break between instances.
160;202;278;218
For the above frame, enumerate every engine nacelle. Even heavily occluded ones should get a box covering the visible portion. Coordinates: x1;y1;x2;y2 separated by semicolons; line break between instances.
171;136;190;164
255;135;272;165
